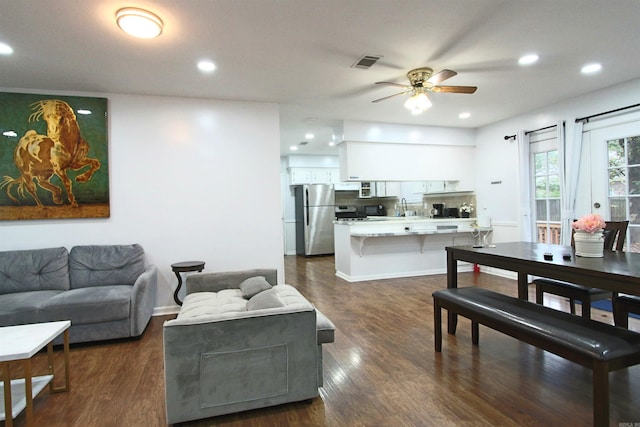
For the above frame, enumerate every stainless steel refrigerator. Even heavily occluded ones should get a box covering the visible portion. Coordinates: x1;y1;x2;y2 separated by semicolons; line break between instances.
294;184;335;256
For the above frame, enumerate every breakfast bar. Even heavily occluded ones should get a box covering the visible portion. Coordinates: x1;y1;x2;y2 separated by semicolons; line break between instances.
334;217;490;282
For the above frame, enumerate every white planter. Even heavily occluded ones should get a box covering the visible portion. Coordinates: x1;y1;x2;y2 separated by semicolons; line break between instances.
574;230;604;257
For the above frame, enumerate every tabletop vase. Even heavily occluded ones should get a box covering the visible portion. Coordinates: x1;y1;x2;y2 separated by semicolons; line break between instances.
574;230;604;257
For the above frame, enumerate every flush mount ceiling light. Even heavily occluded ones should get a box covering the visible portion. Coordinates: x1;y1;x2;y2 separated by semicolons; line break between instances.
581;62;602;74
518;53;539;66
404;88;432;115
116;7;164;39
0;42;13;55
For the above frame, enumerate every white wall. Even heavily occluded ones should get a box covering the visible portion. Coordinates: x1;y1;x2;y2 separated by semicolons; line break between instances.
0;90;284;313
475;77;640;242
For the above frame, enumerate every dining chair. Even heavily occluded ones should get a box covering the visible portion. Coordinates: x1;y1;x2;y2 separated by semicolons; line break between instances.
613;293;640;329
533;220;629;319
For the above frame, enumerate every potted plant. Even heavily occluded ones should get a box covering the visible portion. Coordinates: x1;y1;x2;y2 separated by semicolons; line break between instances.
460;203;473;218
572;214;606;257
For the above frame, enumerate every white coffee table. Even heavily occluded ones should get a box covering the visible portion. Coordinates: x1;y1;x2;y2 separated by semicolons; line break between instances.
0;321;71;427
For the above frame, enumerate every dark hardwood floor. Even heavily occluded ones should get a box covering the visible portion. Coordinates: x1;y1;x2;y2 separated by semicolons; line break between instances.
3;255;639;426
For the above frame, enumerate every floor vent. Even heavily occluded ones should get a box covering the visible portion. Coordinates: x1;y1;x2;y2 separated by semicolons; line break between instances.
352;55;382;69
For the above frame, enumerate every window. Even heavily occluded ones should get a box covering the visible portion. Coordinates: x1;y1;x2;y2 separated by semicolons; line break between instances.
607;135;640;251
534;150;561;243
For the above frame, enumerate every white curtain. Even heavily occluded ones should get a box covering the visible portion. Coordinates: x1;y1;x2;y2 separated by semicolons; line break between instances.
558;120;584;246
517;130;532;241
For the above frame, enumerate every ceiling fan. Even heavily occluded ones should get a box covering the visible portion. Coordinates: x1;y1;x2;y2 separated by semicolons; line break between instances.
372;67;477;114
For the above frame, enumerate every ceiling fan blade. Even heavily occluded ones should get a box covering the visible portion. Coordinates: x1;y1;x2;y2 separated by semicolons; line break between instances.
431;85;477;94
371;90;412;103
427;69;457;85
375;81;411;88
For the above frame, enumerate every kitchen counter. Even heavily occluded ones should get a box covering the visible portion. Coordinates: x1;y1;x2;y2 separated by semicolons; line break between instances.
334;217;491;282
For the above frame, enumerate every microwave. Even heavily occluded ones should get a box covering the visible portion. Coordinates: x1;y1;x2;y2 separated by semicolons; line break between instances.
363;204;386;216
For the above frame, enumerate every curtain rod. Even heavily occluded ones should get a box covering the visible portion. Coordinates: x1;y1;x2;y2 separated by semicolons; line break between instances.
575;102;640;123
524;124;557;135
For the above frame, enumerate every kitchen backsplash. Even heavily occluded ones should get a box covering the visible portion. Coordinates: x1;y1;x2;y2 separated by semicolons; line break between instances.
335;190;476;218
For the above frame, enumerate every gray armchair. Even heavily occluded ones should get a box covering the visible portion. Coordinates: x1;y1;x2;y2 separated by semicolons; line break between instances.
163;269;334;424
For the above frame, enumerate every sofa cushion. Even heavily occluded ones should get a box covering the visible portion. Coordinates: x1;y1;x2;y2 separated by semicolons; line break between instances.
0;290;65;325
0;247;70;294
247;288;285;311
41;285;131;324
171;285;315;326
69;244;145;289
239;276;272;299
179;289;248;320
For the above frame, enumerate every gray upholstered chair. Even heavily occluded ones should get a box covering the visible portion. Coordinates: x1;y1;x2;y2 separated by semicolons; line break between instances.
533;221;628;319
163;268;334;424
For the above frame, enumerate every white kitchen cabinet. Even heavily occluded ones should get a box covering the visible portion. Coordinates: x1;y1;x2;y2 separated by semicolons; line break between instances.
339;141;475;183
289;167;340;184
289;168;313;184
375;182;401;197
426;181;446;193
400;181;427;202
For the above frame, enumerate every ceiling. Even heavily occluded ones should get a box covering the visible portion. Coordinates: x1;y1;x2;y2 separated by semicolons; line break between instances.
2;1;640;156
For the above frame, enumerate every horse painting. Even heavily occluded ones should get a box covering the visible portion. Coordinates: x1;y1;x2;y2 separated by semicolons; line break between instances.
0;99;101;207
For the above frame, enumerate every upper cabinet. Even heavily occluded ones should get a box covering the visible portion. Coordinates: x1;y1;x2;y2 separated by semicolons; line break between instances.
289;167;341;185
338;141;475;187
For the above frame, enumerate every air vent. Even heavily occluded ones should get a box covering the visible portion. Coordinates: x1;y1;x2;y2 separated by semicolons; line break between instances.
352;55;382;69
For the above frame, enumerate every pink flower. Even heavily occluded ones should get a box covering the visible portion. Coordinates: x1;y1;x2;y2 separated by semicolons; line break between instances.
572;214;606;233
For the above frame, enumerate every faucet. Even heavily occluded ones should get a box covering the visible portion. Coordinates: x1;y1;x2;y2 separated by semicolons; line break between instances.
401;198;407;216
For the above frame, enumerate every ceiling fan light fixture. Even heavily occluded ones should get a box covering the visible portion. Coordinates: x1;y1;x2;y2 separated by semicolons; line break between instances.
116;7;164;39
404;90;432;115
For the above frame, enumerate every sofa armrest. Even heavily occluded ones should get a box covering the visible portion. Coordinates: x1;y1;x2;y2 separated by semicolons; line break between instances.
163;308;317;424
185;268;277;294
130;265;157;336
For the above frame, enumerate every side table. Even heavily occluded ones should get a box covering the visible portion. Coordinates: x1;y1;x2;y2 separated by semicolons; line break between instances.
171;261;205;305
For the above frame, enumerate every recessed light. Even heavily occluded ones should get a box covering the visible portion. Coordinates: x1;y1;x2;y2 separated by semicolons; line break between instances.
76;109;92;115
0;42;13;55
3;130;17;137
116;7;163;39
197;60;216;73
518;54;539;66
328;141;335;147
304;133;314;139
581;62;602;74
458;112;471;119
289;145;298;151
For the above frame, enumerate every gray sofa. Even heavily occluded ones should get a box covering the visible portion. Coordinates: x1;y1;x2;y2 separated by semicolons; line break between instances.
163;268;335;425
0;244;157;344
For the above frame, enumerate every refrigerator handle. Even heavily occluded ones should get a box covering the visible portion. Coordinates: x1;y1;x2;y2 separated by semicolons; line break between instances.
305;188;310;226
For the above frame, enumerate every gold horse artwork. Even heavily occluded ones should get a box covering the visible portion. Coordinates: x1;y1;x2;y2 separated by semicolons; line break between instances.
1;99;101;208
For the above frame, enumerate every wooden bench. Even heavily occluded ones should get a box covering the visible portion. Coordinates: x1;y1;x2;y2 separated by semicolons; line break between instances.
433;287;640;427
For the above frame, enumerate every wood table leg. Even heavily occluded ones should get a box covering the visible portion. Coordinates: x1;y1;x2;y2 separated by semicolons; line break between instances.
48;329;70;393
446;250;458;334
2;362;12;427
518;272;529;301
24;358;33;427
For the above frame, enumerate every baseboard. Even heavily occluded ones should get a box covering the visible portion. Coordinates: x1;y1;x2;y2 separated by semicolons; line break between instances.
153;305;180;316
336;264;474;283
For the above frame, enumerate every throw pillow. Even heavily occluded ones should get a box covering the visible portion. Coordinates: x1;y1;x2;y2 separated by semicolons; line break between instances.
239;276;272;299
247;288;285;310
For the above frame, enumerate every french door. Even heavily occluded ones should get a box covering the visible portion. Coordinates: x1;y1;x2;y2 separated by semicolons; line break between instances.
589;120;640;252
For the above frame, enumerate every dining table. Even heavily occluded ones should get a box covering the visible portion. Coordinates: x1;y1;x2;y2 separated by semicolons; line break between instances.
445;241;640;333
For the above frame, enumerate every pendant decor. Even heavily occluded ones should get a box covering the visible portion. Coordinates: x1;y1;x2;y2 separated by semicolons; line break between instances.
573;230;605;257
